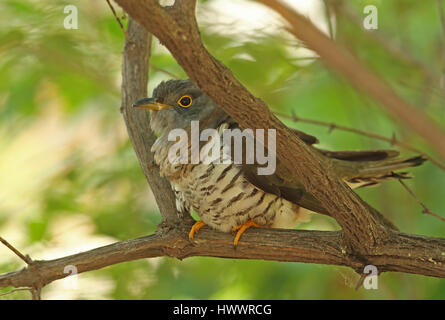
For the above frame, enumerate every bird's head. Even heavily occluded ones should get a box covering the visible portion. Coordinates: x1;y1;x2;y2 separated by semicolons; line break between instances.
133;79;226;135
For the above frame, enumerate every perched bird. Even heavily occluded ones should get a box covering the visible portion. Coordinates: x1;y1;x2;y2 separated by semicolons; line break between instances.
133;79;426;245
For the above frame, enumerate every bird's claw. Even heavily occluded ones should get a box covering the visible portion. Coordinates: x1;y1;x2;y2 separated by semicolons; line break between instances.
189;220;206;241
232;220;261;246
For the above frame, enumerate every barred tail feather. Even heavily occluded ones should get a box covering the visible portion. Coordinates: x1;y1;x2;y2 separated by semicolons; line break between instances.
346;156;426;189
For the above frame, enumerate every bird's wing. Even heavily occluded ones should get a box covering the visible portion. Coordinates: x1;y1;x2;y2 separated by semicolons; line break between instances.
289;128;319;145
239;164;329;214
315;149;399;161
223;121;409;215
221;121;328;214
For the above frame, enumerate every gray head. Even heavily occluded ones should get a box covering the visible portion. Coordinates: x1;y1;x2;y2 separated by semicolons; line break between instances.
133;79;227;135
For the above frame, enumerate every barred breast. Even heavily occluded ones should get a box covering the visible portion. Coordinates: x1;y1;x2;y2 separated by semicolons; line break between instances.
151;124;309;233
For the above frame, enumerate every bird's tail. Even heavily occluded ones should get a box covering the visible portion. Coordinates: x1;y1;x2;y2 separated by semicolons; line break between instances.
316;148;426;188
343;155;426;188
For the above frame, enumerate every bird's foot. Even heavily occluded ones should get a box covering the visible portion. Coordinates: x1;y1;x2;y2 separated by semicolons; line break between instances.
232;220;261;246
189;220;206;241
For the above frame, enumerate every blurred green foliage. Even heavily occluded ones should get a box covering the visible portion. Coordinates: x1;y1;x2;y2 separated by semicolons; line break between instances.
0;0;444;299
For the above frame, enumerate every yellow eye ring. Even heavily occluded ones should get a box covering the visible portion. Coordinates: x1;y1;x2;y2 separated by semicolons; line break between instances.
177;95;192;108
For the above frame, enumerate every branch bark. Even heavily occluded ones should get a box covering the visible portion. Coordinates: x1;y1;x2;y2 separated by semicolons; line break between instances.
120;18;187;225
2;225;445;289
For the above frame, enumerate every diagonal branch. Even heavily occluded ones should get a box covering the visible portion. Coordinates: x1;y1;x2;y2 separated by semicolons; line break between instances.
0;236;32;265
274;110;445;172
332;0;440;87
259;0;445;161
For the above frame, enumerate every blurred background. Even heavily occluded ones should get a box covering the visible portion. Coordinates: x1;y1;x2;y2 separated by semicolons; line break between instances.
1;0;445;299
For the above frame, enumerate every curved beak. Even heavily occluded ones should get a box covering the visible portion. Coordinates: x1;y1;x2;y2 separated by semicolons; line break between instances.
132;97;173;111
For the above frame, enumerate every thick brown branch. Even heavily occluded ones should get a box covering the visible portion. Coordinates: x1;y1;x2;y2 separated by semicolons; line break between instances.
1;225;445;290
120;18;185;224
0;226;346;288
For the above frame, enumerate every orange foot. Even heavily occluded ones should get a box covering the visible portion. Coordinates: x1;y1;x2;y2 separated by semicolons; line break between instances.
189;220;206;240
232;220;261;246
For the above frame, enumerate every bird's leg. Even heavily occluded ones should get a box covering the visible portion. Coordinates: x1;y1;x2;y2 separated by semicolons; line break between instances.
232;220;261;246
188;220;206;240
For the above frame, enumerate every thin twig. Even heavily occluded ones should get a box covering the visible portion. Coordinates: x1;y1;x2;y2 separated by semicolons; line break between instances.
330;0;445;107
438;0;445;45
150;64;181;79
398;179;445;223
274;110;445;173
0;236;32;265
437;0;445;90
31;286;41;300
323;0;335;39
3;223;445;290
354;273;366;291
106;0;130;42
0;287;32;298
332;0;439;87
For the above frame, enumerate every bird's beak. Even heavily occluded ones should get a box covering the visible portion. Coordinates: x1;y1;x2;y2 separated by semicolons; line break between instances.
132;97;172;111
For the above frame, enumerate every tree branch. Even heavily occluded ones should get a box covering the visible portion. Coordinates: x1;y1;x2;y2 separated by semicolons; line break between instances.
2;224;445;290
273;110;445;173
258;0;445;161
120;18;188;225
332;0;440;87
0;236;32;265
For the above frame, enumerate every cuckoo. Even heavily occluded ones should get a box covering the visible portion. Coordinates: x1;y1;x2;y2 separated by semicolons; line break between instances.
133;79;426;245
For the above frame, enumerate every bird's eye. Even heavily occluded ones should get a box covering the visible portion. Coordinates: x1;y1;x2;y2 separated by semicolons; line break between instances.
177;95;192;108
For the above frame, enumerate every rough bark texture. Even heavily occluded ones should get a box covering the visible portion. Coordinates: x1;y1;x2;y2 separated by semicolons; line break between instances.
1;0;445;297
120;19;182;225
1;225;445;289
